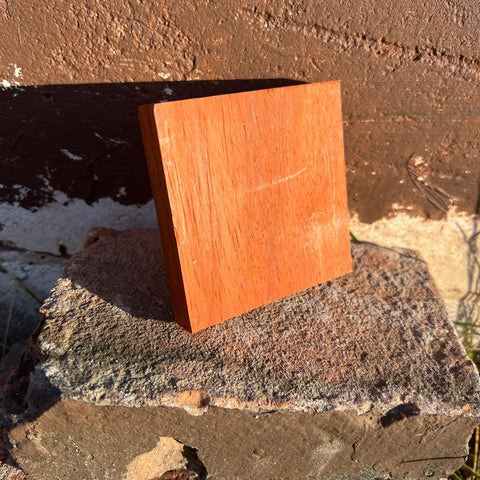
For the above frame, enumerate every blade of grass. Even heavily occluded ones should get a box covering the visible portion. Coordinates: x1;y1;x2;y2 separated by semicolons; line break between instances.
14;277;42;305
461;464;480;479
454;322;480;329
474;427;480;474
349;230;363;244
3;282;17;358
0;265;42;305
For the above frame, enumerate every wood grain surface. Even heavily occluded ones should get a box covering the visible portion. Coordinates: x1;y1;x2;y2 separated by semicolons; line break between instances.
138;82;351;333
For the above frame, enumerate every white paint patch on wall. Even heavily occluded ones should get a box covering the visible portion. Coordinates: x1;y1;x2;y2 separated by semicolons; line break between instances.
12;64;22;78
0;192;157;255
60;149;83;161
1;63;22;89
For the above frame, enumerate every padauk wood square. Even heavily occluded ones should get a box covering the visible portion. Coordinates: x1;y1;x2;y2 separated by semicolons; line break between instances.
138;81;351;333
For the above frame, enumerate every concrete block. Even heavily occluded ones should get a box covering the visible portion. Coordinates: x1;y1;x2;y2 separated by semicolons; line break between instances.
2;228;479;480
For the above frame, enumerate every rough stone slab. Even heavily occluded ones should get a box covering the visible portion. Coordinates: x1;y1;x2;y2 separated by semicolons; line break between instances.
4;227;480;480
33;228;480;416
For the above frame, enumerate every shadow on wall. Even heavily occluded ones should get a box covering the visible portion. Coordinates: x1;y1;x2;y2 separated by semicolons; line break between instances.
0;79;302;211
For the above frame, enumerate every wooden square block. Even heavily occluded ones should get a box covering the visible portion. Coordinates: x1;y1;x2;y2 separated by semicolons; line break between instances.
138;81;351;333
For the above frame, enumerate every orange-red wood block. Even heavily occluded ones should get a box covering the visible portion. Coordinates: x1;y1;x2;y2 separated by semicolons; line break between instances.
138;81;351;333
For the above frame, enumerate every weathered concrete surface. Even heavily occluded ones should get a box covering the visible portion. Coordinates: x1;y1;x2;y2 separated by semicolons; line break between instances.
349;211;480;338
1;227;478;479
29;228;480;416
5;398;477;480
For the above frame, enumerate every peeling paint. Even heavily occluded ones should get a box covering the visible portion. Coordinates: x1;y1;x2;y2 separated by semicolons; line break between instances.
2;64;22;88
60;149;83;161
11;63;22;78
11;184;31;202
93;133;130;146
0;192;157;255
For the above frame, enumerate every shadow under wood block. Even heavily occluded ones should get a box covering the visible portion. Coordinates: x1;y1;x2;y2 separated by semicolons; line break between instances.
4;228;480;480
138;81;351;332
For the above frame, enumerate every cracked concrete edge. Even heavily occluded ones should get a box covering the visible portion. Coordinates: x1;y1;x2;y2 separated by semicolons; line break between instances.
22;359;480;418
